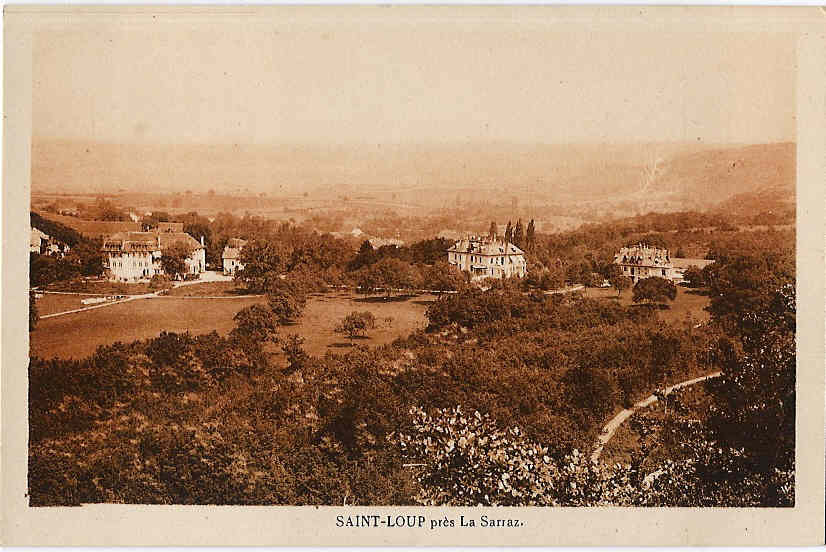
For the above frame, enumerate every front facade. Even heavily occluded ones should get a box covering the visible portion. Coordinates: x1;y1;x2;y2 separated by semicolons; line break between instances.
447;236;527;280
30;228;49;254
222;238;247;275
613;243;676;284
102;231;205;282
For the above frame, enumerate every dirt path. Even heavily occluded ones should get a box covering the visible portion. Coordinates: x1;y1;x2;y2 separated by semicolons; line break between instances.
39;292;156;319
591;371;721;463
38;272;235;319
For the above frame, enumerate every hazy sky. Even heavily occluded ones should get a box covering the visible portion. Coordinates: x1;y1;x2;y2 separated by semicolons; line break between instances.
33;22;796;146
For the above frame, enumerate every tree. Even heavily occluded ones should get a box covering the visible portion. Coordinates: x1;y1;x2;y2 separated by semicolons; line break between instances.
604;265;631;297
539;267;565;291
235;240;290;292
682;266;706;288
488;221;498;240
160;241;193;280
704;253;793;338
334;311;377;341
348;240;377;271
647;330;681;386
513;219;525;248
611;275;632;297
267;287;307;325
504;221;513;244
566;261;592;286
397;406;558;506
231;304;279;343
632;277;677;306
356;257;419;298
526;219;536;252
66;239;105;276
29;291;39;331
421;261;467;293
281;334;309;374
706;283;795;473
230;304;279;371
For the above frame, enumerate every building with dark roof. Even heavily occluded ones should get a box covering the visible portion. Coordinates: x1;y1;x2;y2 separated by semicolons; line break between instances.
102;231;205;282
222;238;247;275
613;243;675;284
447;236;527;280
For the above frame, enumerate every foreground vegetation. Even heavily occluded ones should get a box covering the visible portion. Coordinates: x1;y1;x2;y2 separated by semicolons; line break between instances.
28;195;795;506
28;227;794;506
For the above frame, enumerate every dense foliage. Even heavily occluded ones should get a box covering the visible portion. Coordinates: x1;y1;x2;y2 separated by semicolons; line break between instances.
30;213;105;287
632;277;677;305
28;204;795;507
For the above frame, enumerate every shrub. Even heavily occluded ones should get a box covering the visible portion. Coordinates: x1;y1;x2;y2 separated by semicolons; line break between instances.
632;276;677;305
334;311;377;340
149;274;172;290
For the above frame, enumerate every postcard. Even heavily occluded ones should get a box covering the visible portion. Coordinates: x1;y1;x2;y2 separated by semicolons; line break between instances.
3;5;825;546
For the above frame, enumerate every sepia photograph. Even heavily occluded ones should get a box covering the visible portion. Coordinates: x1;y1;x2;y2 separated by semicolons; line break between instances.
4;5;825;547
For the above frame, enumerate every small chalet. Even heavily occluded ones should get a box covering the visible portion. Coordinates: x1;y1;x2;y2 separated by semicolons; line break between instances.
447;236;527;280
222;238;247;275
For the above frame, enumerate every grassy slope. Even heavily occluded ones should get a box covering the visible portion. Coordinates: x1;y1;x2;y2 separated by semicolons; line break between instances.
583;285;710;325
30;292;433;360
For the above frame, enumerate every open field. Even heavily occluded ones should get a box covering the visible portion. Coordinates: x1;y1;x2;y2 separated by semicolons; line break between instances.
30;285;705;360
33;293;125;316
583;285;711;325
30;291;434;360
31;296;265;359
289;291;434;356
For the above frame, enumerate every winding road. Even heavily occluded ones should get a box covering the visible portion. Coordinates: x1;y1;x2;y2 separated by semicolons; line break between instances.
591;371;722;463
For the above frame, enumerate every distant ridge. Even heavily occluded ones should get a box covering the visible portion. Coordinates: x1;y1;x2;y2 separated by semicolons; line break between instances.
31;140;794;216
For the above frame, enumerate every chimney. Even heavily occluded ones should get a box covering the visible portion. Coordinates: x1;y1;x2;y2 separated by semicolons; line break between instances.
157;235;161;248
200;235;205;247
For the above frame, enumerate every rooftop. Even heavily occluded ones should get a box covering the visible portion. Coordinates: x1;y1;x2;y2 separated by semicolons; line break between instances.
447;236;525;256
222;238;248;260
614;243;672;267
102;231;202;253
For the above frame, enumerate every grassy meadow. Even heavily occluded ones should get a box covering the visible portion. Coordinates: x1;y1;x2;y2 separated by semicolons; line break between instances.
30;290;435;360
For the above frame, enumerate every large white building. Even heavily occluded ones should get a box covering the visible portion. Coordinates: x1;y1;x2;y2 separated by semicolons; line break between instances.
613;243;716;285
102;231;205;282
447;236;527;280
222;238;247;275
613;243;676;284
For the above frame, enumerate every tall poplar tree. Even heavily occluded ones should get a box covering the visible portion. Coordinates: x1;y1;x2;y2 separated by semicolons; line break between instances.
514;219;525;248
526;219;536;252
